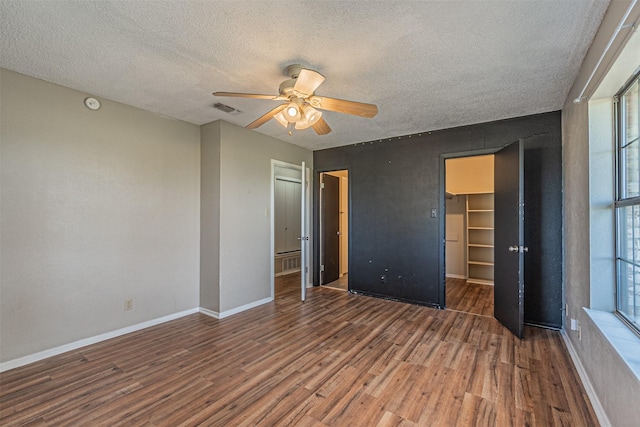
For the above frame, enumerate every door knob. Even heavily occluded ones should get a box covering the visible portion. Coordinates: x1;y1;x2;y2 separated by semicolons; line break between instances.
508;246;519;252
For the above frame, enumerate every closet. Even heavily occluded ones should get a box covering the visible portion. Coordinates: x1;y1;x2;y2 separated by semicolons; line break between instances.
445;155;494;284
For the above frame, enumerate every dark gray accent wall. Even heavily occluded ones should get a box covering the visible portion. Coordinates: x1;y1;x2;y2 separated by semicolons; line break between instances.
313;111;563;328
522;132;563;327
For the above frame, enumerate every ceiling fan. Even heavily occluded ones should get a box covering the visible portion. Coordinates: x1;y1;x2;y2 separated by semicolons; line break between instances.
213;64;378;135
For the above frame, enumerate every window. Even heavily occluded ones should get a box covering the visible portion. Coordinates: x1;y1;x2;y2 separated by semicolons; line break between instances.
616;71;640;333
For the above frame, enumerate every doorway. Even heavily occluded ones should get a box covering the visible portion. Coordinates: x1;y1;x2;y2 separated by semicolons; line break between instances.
444;155;495;316
443;136;559;339
271;160;310;301
320;170;349;291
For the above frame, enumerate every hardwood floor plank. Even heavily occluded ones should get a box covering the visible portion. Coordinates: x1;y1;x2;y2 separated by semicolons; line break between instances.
445;278;494;317
236;383;315;427
0;272;598;426
416;366;458;425
323;388;382;427
362;356;405;398
383;363;436;423
44;381;143;426
376;411;418;427
3;365;126;423
457;392;496;427
202;370;306;427
312;370;368;424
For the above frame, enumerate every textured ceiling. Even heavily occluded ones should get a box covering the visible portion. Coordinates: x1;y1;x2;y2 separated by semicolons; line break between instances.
0;0;609;150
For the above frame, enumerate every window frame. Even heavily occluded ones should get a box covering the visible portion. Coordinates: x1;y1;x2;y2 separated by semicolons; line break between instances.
615;69;640;334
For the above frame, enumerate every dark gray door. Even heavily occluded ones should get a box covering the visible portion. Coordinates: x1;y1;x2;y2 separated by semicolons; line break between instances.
494;140;525;338
322;174;340;284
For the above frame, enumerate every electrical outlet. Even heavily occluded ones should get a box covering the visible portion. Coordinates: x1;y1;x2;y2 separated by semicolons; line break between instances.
570;318;578;330
570;318;582;339
578;322;582;340
124;298;133;311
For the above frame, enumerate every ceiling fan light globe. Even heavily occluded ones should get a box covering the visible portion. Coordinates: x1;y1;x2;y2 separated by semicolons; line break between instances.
303;106;322;126
274;112;288;128
284;103;301;122
295;118;311;130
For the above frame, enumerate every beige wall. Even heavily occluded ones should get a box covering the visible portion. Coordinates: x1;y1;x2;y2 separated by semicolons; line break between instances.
217;121;312;312
0;69;201;363
0;69;313;364
200;121;221;312
562;1;640;425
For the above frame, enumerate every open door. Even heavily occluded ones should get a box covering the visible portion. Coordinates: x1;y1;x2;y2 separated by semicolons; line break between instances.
300;162;308;301
321;174;341;285
494;140;525;338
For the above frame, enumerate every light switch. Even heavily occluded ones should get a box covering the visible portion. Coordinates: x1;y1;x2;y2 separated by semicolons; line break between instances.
431;208;437;218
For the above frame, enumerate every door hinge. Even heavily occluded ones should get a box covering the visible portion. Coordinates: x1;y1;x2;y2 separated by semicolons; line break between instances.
321;264;325;272
320;183;325;189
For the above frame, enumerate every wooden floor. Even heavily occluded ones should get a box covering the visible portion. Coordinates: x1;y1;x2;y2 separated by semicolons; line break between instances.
446;278;494;317
323;273;348;291
1;273;597;426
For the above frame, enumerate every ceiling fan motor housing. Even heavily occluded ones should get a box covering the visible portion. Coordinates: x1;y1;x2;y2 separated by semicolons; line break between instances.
279;79;297;97
285;64;303;79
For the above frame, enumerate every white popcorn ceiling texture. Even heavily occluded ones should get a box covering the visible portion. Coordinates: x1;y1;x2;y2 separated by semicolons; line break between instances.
0;0;609;150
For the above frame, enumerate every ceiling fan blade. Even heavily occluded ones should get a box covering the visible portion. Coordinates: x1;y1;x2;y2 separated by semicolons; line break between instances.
312;117;332;135
293;69;325;96
246;104;287;129
213;92;283;100
311;96;378;118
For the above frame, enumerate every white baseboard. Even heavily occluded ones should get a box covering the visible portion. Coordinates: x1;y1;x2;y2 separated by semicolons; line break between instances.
561;330;611;427
446;274;467;279
199;296;273;320
0;308;199;373
199;307;220;319
2;296;278;373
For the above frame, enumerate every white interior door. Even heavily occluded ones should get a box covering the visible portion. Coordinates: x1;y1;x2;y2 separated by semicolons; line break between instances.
300;161;308;301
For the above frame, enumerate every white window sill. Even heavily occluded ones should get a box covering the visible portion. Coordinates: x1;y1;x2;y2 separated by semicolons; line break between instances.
584;308;640;380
